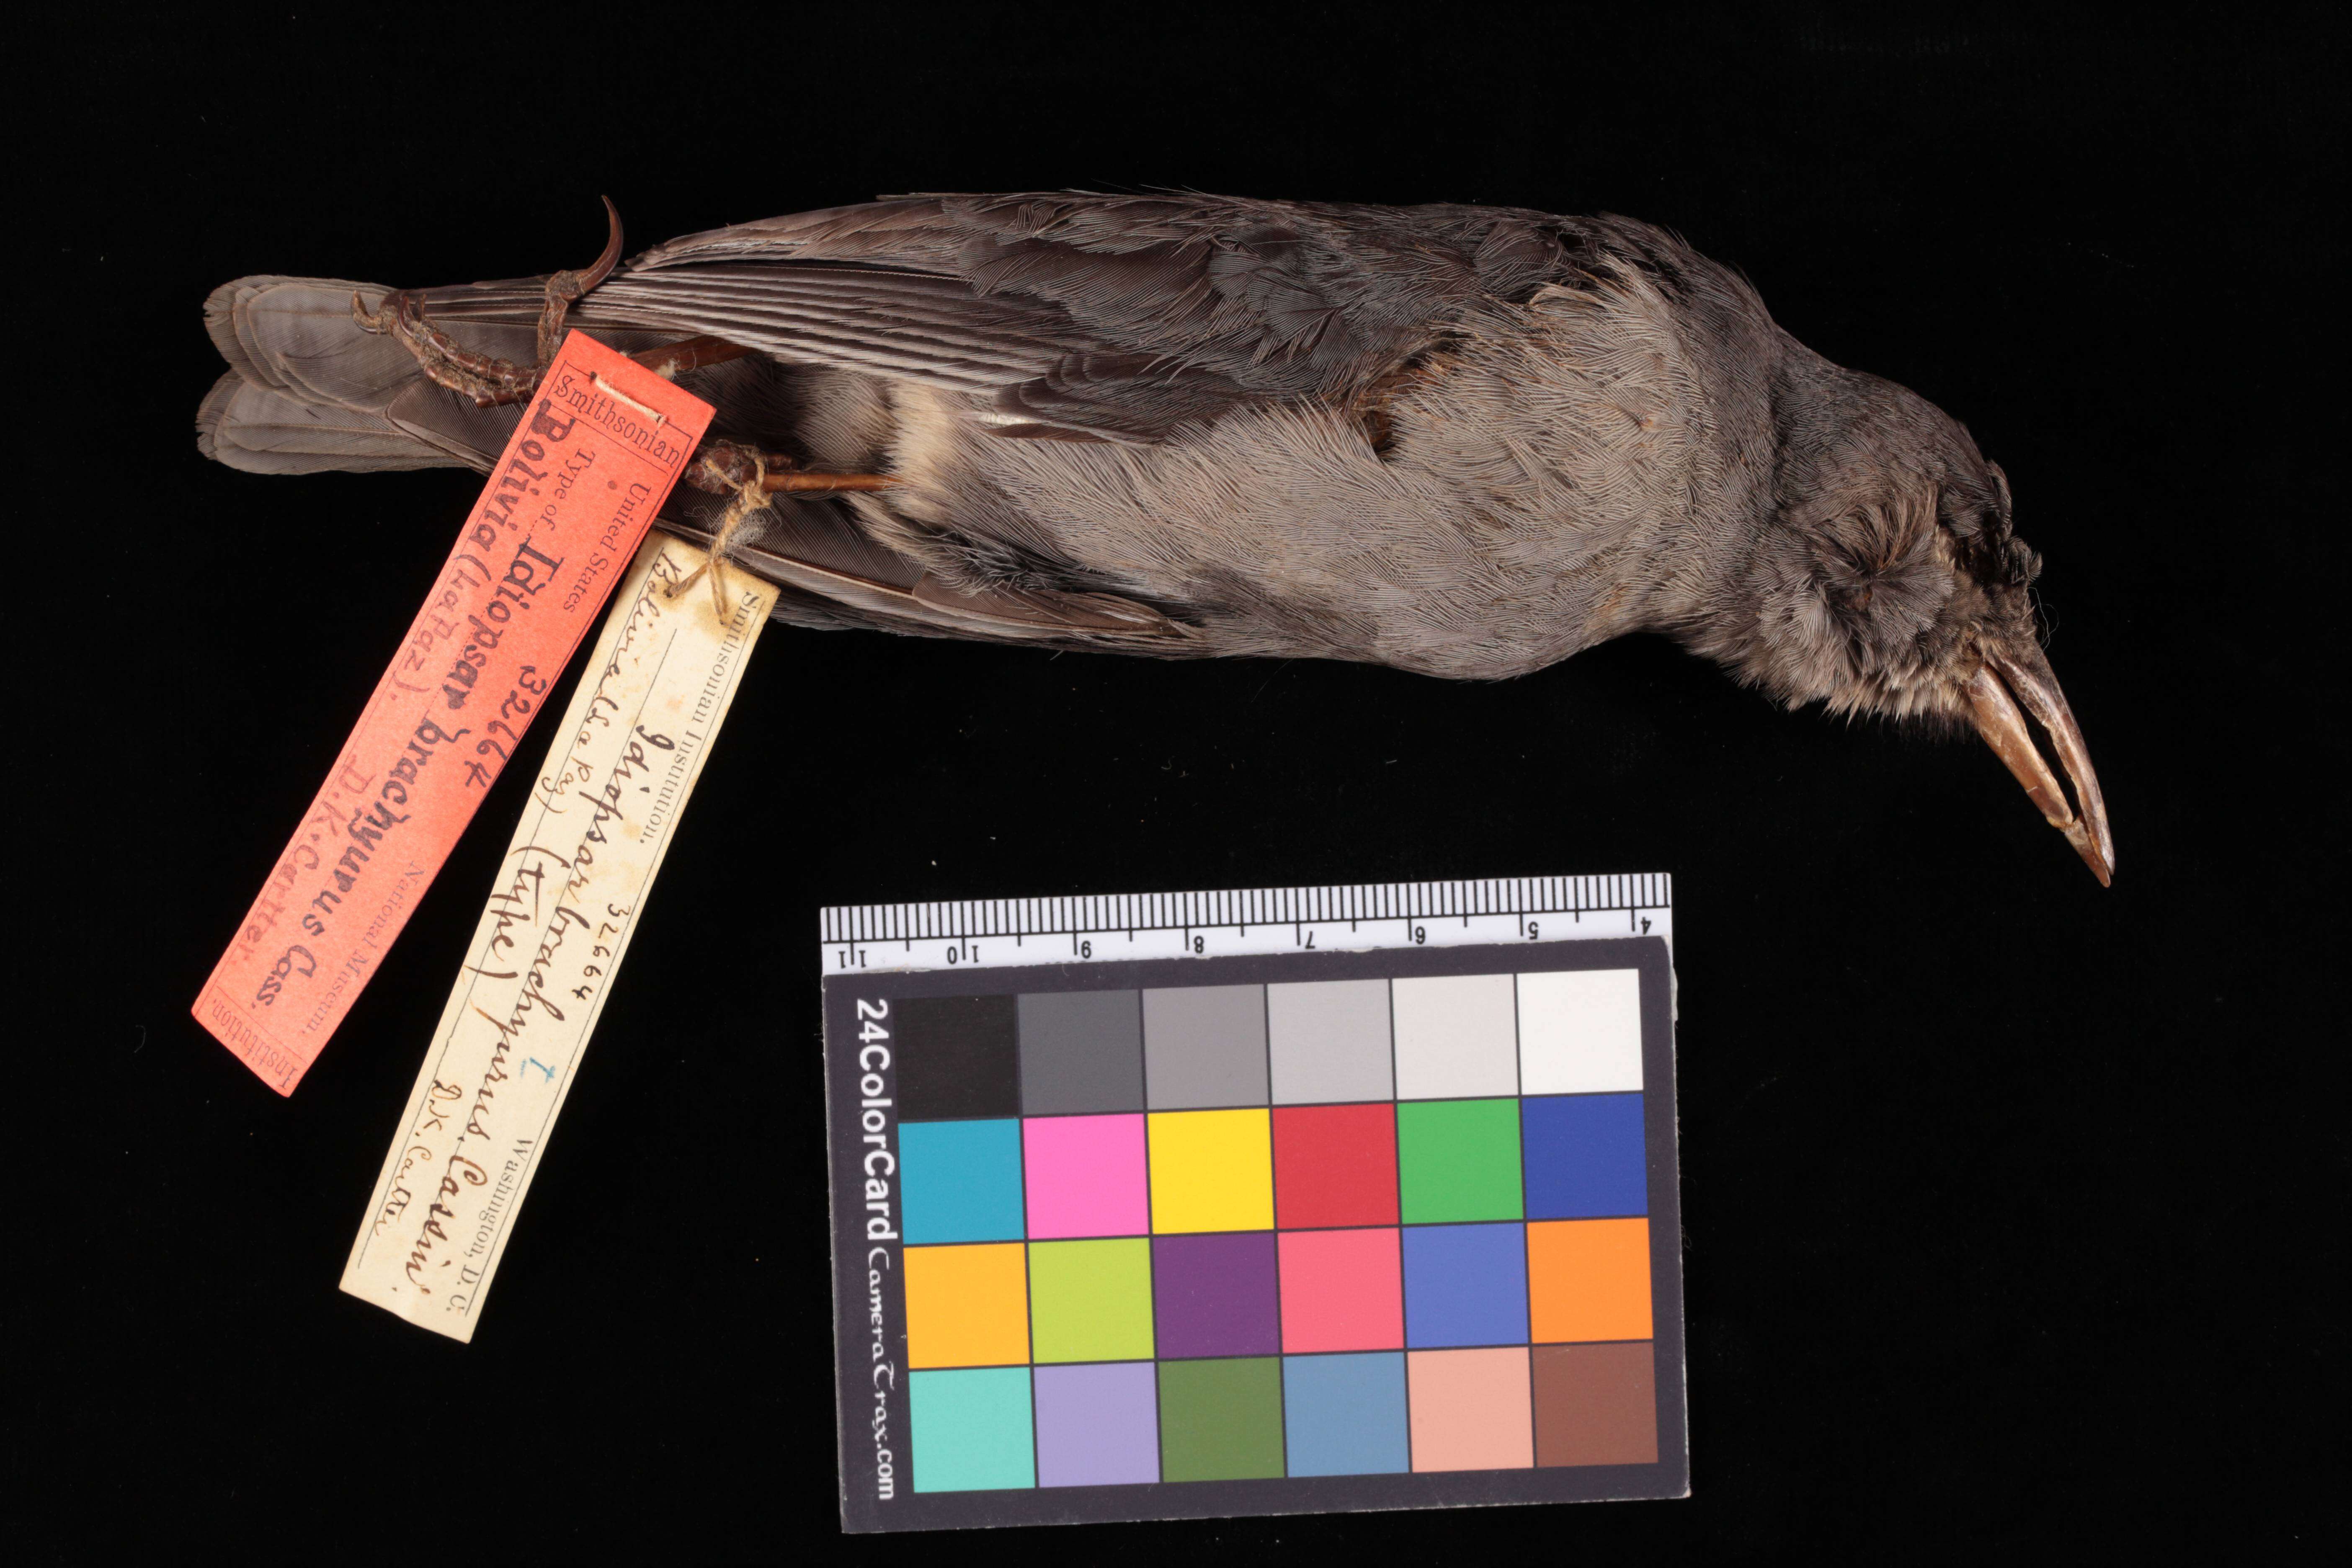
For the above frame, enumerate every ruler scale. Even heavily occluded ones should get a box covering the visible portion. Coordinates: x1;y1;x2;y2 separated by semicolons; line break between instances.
821;875;1673;975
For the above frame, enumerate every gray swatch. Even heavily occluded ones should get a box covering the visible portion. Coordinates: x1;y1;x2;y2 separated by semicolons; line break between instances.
1267;979;1395;1104
1143;985;1270;1109
1019;990;1145;1114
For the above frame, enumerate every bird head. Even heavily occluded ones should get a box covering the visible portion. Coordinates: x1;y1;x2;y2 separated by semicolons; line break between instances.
1717;360;2114;884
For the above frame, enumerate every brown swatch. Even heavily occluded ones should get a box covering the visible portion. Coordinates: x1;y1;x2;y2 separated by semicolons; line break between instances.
1532;1341;1659;1467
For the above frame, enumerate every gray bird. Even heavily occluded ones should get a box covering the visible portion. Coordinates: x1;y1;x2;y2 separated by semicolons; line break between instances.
197;191;2112;882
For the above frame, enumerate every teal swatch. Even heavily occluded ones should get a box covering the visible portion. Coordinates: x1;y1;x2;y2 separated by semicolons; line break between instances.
910;1367;1036;1493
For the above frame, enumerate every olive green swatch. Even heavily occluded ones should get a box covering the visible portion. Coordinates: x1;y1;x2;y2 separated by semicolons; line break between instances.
1157;1357;1287;1481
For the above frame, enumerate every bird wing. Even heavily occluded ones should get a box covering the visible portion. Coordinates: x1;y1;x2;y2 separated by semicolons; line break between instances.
421;193;1581;441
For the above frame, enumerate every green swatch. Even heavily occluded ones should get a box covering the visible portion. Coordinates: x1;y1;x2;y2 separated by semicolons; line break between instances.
1396;1097;1525;1222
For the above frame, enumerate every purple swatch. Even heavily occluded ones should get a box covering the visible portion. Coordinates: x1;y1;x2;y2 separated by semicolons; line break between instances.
1153;1231;1281;1359
1033;1362;1159;1488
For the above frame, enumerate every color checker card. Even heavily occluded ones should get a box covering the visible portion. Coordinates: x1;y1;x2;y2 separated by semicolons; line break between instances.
823;907;1685;1529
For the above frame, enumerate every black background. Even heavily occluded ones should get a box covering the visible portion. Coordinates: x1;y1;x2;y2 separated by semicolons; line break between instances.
15;6;2339;1562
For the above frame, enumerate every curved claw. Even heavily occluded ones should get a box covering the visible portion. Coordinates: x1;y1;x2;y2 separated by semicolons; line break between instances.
531;198;625;371
551;196;624;304
351;288;401;335
580;194;624;294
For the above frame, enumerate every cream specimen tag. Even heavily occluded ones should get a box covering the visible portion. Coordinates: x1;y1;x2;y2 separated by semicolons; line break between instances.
340;533;775;1340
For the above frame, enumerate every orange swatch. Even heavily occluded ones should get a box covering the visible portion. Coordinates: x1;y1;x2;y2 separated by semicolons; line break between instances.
1527;1218;1654;1343
191;333;712;1093
904;1244;1032;1368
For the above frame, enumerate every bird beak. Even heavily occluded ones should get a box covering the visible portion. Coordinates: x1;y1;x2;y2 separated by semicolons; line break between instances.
1965;642;2115;886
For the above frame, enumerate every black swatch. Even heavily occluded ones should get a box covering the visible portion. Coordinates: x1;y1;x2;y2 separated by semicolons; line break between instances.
893;995;1021;1121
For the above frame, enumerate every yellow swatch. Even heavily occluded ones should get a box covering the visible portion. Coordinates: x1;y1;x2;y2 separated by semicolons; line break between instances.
1148;1109;1274;1233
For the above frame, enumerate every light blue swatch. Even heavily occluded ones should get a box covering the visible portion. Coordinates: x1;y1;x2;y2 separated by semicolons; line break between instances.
1282;1352;1410;1476
900;1118;1024;1244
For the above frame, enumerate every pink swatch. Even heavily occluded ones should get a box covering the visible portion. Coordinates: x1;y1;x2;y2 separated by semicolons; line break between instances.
1279;1227;1405;1352
1024;1114;1149;1238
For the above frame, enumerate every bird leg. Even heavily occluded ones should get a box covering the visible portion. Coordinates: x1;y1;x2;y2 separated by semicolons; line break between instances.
686;440;900;496
670;440;898;611
353;196;628;409
628;335;756;380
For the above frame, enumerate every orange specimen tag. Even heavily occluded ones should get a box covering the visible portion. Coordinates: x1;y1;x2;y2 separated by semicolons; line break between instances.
192;332;714;1094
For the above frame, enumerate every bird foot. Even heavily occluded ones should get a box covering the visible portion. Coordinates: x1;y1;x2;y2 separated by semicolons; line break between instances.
353;196;627;409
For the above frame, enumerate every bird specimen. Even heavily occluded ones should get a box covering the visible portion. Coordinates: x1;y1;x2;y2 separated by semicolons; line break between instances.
197;192;2112;882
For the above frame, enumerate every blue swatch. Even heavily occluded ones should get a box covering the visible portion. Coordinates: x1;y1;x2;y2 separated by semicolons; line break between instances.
1401;1222;1529;1348
1521;1093;1648;1219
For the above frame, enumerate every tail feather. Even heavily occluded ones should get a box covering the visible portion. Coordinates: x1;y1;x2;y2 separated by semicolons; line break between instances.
197;276;552;475
196;371;461;474
204;276;405;402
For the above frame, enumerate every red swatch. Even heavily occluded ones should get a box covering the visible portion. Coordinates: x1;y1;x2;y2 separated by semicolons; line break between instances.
1272;1102;1400;1229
